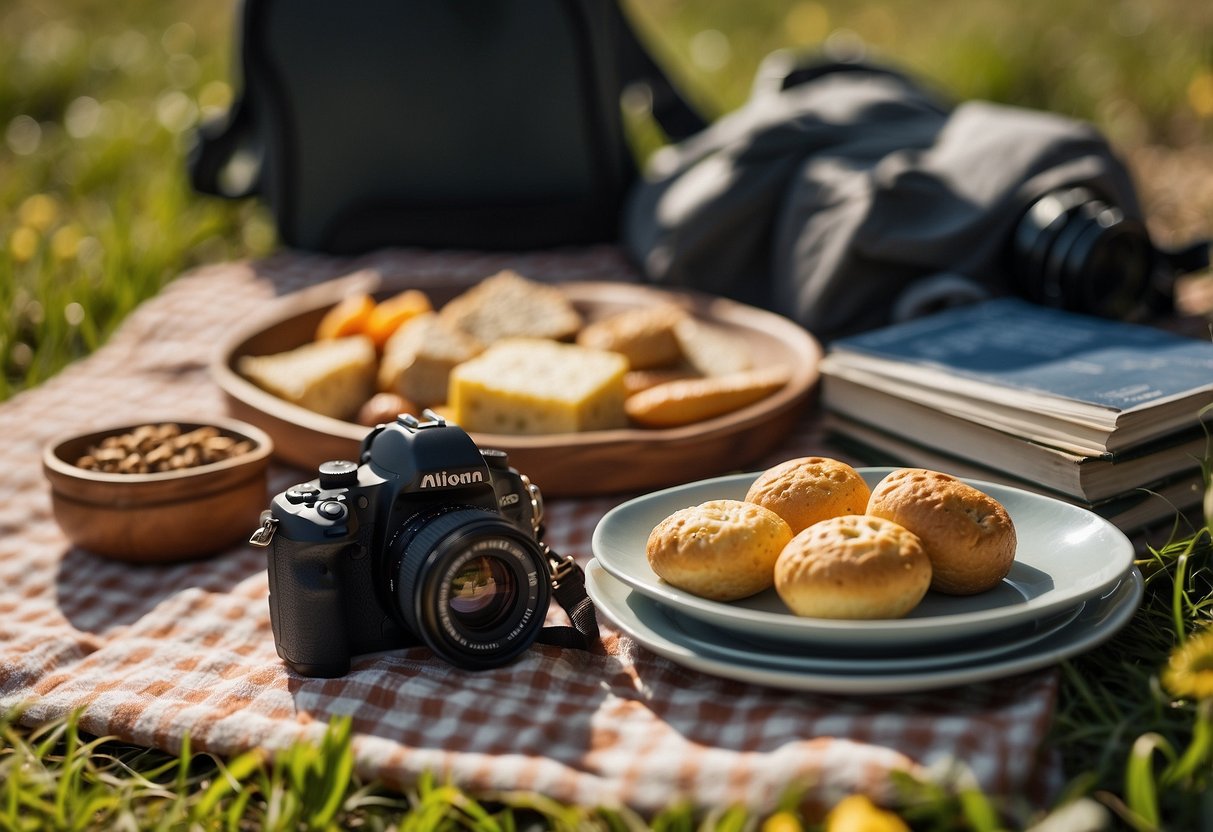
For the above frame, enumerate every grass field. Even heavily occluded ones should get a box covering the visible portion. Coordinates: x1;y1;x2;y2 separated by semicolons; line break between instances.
4;0;1213;399
3;0;1213;828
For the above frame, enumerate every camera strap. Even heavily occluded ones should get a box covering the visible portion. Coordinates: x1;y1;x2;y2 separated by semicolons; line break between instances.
537;551;601;652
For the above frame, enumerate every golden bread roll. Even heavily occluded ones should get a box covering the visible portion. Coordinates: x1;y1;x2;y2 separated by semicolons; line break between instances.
645;499;792;601
576;303;687;369
744;456;871;534
774;515;931;619
866;468;1016;595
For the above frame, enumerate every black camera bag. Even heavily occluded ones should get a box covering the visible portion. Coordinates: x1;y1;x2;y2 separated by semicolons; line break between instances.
624;56;1208;340
188;0;705;254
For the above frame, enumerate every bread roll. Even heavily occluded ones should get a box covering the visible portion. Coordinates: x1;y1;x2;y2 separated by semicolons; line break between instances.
744;456;871;534
576;303;687;369
774;515;931;619
645;499;792;601
866;468;1016;595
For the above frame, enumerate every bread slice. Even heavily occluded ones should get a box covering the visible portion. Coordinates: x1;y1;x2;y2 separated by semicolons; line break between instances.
238;335;376;421
576;303;687;369
448;338;628;434
674;317;752;376
378;312;484;407
439;270;582;343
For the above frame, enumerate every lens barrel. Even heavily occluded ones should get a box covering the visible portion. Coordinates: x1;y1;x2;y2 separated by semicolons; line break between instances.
389;507;549;669
1010;186;1154;318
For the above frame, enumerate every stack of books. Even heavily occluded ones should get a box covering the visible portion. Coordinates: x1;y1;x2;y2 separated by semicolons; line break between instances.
819;298;1213;532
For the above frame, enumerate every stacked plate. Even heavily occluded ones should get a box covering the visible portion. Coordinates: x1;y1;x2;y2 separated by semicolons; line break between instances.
588;468;1142;695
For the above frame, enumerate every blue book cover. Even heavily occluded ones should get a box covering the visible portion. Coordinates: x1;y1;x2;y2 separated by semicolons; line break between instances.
830;299;1213;413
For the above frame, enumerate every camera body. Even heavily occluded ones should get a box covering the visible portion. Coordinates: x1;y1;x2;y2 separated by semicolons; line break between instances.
262;412;550;676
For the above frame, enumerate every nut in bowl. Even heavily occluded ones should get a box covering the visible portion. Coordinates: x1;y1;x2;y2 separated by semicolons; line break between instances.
42;418;273;563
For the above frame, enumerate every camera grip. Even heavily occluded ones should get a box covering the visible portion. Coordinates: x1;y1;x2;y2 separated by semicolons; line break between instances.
267;539;351;677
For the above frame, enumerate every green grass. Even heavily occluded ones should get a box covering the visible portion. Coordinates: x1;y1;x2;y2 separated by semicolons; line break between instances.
4;0;1213;828
0;0;275;399
1051;513;1213;829
0;707;1115;831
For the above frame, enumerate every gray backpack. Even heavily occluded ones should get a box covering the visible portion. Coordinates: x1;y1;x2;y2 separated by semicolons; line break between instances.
624;57;1207;340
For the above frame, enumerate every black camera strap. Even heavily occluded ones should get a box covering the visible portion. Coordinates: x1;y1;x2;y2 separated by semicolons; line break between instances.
537;551;601;652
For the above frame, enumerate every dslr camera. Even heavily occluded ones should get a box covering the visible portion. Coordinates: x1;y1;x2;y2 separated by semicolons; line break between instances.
252;411;562;676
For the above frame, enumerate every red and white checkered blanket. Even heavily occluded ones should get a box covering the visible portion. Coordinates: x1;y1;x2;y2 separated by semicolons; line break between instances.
0;248;1061;815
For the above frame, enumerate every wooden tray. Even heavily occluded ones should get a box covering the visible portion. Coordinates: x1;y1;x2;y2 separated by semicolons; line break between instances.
211;280;822;497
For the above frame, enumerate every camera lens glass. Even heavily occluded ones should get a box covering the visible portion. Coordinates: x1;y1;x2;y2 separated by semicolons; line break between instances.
387;506;550;669
447;555;516;630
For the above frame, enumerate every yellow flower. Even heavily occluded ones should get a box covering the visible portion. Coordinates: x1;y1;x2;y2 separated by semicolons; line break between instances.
824;794;910;832
785;2;830;45
9;227;39;263
51;224;82;260
1189;70;1213;119
18;193;59;231
1162;626;1213;701
762;810;803;832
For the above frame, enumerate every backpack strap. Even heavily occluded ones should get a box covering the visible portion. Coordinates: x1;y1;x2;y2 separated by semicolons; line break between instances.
613;3;708;141
187;0;261;198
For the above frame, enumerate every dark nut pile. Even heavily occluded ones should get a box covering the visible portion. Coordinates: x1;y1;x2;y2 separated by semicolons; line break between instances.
75;423;255;474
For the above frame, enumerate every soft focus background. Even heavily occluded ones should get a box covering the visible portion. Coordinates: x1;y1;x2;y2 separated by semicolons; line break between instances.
3;0;1212;400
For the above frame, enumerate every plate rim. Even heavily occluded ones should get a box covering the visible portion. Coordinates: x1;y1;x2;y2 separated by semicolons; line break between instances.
591;468;1136;646
586;559;1144;694
662;595;1087;673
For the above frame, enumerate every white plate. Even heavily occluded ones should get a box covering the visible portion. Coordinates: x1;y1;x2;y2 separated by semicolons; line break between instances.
667;599;1085;673
592;469;1135;651
586;560;1143;695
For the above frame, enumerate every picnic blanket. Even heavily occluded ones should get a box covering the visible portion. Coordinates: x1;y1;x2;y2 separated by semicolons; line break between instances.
1;248;1063;816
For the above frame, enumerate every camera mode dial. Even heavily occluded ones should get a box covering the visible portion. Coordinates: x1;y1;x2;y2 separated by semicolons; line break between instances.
318;460;359;489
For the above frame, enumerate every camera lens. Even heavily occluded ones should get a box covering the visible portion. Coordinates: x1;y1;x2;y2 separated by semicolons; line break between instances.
387;507;549;669
1010;186;1155;318
447;556;516;630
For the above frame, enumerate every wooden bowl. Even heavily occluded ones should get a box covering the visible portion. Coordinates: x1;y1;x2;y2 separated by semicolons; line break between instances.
42;418;273;563
211;280;822;497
